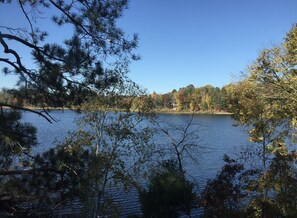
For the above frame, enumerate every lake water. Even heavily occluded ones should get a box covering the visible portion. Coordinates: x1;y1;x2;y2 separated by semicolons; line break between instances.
21;110;253;216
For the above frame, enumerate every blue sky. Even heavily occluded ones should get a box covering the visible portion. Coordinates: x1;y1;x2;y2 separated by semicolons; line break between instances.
120;0;297;93
1;0;297;93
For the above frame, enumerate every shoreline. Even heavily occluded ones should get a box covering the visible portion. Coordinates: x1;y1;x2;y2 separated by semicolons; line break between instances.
154;109;231;115
4;105;231;115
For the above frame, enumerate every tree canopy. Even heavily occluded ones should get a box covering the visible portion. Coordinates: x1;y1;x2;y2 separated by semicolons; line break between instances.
0;1;144;216
0;0;139;113
148;84;228;113
221;24;297;217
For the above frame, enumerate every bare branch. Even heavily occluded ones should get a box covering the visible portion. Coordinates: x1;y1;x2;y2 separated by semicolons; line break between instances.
0;167;63;176
0;103;53;123
19;0;35;41
49;0;92;37
0;57;27;83
1;33;42;50
0;33;35;86
1;33;64;62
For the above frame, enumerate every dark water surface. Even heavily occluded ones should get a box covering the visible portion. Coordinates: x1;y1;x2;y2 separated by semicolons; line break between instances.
22;110;252;217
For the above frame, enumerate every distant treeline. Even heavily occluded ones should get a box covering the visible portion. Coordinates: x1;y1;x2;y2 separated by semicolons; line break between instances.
0;84;230;113
148;84;229;113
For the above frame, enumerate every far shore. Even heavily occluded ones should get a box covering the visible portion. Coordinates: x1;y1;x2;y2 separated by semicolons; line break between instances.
3;105;232;115
154;108;231;115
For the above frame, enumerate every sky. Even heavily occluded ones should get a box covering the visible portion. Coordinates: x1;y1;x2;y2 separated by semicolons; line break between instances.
1;0;297;94
119;0;297;93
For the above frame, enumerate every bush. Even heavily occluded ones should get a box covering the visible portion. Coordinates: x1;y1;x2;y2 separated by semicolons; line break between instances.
139;160;194;218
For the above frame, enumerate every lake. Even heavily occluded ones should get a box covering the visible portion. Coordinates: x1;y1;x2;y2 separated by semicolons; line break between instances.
21;110;253;216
